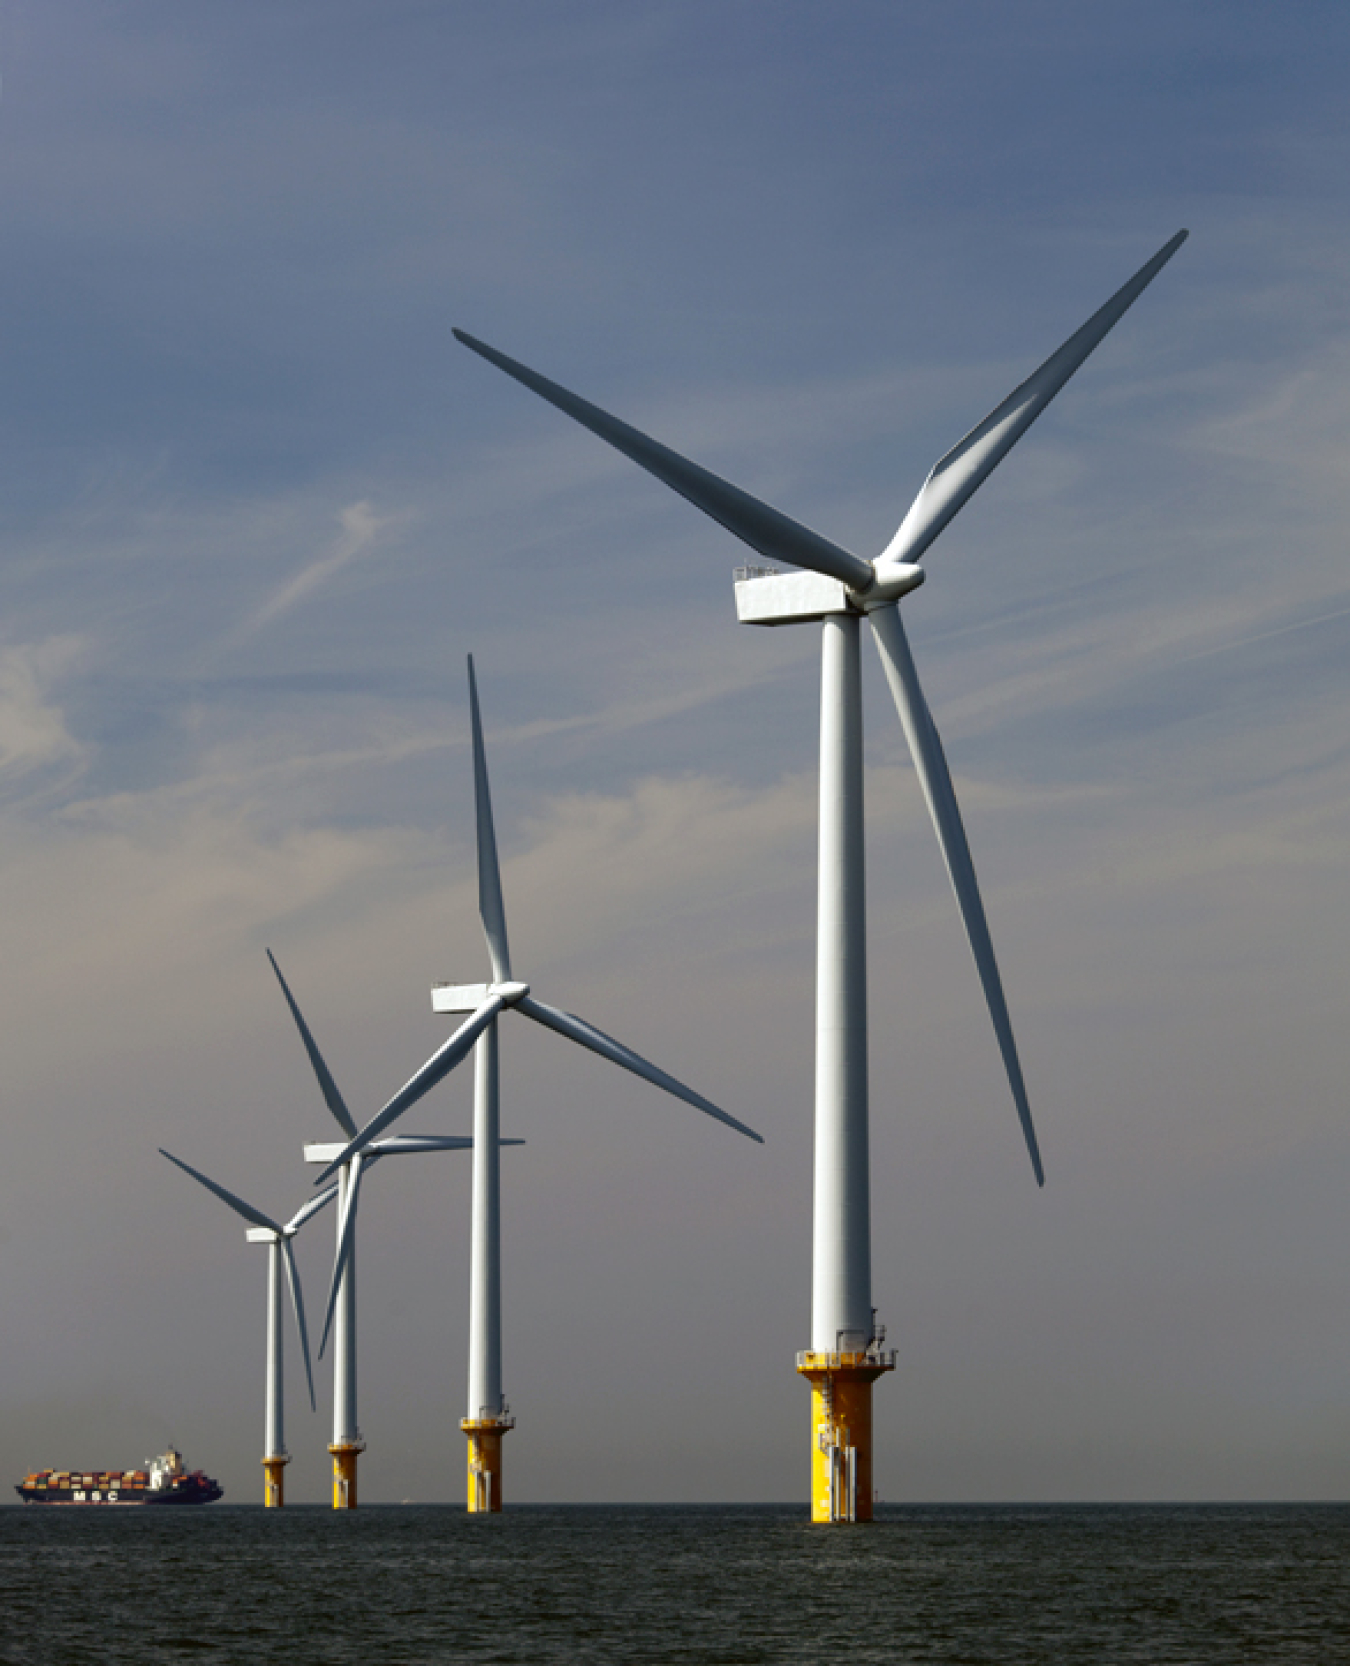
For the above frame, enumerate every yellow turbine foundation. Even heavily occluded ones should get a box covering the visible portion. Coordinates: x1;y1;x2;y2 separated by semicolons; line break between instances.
462;1416;514;1513
262;1455;289;1508
328;1441;364;1510
797;1350;895;1523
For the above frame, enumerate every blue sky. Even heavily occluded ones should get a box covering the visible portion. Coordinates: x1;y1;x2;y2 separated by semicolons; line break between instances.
1;1;1349;1504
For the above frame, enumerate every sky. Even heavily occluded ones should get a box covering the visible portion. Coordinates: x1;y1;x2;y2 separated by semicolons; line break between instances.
1;0;1349;1505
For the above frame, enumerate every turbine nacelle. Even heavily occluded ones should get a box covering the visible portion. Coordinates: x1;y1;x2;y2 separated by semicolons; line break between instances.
432;979;530;1015
732;561;924;629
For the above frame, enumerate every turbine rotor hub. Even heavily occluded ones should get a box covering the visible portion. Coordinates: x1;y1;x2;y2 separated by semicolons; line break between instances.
491;980;530;1007
859;561;925;607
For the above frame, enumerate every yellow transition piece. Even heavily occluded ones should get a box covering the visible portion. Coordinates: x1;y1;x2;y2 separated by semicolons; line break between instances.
262;1455;289;1508
797;1350;896;1523
329;1441;363;1510
462;1416;514;1513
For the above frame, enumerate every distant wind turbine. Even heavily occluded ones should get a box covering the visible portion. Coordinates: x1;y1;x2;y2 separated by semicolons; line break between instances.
160;1149;336;1507
267;949;508;1510
317;656;763;1510
450;229;1187;1520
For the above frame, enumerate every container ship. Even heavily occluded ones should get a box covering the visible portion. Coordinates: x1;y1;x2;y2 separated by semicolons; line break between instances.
15;1445;223;1506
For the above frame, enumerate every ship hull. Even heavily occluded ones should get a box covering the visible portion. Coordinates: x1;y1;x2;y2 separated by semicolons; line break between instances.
16;1484;222;1506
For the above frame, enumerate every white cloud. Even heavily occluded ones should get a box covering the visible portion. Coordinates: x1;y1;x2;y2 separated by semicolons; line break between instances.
0;636;85;783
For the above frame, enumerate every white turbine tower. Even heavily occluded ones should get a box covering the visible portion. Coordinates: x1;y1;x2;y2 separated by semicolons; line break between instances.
160;1149;337;1506
449;229;1188;1520
267;950;501;1510
316;656;763;1510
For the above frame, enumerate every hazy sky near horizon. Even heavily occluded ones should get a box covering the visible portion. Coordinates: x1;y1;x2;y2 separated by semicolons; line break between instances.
2;0;1350;1505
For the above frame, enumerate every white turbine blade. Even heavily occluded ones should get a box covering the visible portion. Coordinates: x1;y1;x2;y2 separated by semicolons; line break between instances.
467;656;512;983
318;1155;364;1363
266;949;358;1138
881;230;1188;569
869;604;1044;1185
516;992;763;1144
159;1149;283;1234
279;1234;317;1412
312;996;507;1184
285;1181;340;1236
374;1134;524;1152
453;329;875;591
373;1135;474;1153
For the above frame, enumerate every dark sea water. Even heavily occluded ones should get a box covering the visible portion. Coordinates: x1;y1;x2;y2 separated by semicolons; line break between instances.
2;1503;1347;1665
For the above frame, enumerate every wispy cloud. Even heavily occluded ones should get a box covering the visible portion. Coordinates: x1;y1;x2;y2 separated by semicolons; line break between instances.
237;500;391;640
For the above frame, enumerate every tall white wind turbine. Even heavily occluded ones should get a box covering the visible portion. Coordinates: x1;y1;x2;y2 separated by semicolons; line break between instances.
268;950;499;1510
160;1149;337;1506
450;230;1188;1521
316;656;763;1510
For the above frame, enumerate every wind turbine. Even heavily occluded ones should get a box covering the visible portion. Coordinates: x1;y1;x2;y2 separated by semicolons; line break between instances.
449;229;1188;1521
316;656;763;1510
160;1149;337;1506
268;950;506;1510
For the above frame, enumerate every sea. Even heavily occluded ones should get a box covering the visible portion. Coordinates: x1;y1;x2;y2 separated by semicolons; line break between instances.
2;1502;1347;1664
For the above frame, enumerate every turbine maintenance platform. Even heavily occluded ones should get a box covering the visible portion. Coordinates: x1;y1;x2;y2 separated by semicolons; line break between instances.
797;1338;896;1523
462;1411;515;1513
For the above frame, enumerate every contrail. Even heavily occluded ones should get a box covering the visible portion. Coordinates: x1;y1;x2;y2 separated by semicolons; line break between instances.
1176;601;1350;666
